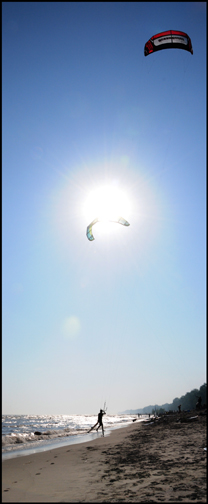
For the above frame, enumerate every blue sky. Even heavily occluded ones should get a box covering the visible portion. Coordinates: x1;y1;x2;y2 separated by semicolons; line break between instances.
2;2;206;415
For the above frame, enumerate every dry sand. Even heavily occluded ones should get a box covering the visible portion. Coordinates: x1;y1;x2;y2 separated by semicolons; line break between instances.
2;410;207;502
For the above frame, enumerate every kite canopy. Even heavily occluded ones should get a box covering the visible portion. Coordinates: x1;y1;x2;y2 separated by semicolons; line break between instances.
86;216;130;241
144;30;193;56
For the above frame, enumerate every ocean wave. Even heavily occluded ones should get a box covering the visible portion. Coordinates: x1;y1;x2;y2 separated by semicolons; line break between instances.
2;427;89;451
2;433;36;446
2;413;144;455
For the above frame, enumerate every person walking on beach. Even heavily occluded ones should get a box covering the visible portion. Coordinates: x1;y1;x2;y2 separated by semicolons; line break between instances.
88;409;106;435
196;396;202;410
96;409;106;435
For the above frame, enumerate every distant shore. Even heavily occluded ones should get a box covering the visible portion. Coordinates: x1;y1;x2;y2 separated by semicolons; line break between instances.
2;409;207;502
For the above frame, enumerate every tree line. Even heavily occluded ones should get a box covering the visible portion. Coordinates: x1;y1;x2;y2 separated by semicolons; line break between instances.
121;383;206;415
152;383;207;415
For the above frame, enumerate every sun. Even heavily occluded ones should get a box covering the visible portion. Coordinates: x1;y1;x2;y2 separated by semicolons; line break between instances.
83;183;132;223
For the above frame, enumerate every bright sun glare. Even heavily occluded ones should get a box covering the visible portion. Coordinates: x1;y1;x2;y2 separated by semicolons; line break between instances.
83;184;131;224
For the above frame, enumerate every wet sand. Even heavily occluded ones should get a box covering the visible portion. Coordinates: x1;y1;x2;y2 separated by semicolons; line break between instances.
2;410;207;502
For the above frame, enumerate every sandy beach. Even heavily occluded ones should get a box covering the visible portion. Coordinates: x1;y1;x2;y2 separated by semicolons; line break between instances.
2;410;206;502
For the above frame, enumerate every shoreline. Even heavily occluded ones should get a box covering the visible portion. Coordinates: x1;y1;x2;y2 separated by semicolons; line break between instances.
2;410;207;502
2;430;110;461
2;421;135;461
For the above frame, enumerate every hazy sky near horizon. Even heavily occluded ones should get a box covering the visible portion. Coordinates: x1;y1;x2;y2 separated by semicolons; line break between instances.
2;2;206;415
